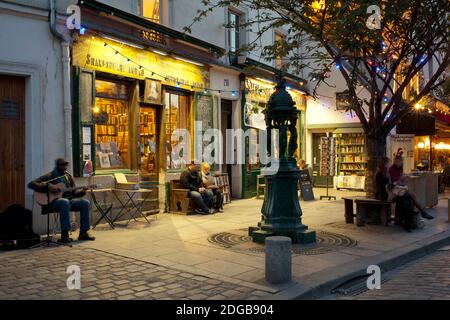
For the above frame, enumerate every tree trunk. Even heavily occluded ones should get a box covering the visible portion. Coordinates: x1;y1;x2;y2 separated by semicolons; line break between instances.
365;135;387;198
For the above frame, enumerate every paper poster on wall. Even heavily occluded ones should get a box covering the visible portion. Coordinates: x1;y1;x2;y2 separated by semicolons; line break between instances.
82;127;92;144
83;145;92;161
389;134;414;173
244;102;266;130
144;79;162;104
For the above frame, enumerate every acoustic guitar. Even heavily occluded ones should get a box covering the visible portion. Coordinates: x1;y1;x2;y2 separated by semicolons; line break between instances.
35;182;98;206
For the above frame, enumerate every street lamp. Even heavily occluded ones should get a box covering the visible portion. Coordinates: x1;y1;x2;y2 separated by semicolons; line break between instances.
249;79;316;244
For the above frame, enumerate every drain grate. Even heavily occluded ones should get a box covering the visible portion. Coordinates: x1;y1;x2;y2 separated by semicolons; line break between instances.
332;274;390;296
207;230;357;255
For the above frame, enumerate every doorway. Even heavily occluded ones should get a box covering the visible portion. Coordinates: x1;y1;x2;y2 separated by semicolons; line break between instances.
221;99;233;193
139;105;159;182
0;75;25;211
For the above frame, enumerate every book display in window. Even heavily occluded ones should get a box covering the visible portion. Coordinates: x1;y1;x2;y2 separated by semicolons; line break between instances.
94;79;129;170
140;108;157;175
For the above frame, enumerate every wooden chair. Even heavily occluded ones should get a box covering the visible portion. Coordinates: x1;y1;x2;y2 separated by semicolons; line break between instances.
256;175;266;199
169;180;194;215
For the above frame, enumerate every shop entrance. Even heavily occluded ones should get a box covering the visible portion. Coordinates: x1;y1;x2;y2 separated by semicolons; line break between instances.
221;99;233;191
139;105;159;182
0;75;25;211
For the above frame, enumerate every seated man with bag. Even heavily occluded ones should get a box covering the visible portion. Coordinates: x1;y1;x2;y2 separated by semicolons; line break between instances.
180;162;214;215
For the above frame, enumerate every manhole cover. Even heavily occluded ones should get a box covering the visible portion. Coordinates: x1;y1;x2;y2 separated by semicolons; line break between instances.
207;230;357;255
207;232;252;248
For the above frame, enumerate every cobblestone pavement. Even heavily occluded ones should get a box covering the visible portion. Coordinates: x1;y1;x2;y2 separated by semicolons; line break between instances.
350;249;450;300
0;247;272;300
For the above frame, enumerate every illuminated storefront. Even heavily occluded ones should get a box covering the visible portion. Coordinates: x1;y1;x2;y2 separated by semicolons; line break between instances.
72;35;210;177
241;76;307;198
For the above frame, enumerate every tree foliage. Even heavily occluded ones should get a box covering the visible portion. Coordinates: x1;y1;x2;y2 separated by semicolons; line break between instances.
186;0;450;141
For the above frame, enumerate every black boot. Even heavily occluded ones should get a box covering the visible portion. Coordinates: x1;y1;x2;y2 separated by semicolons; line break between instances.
58;231;73;244
421;211;434;220
78;230;96;241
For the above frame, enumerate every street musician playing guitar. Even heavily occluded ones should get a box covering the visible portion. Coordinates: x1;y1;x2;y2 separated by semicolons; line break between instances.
28;158;96;243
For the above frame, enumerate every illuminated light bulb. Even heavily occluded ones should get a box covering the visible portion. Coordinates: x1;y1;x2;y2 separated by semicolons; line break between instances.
300;82;305;86
418;142;425;149
93;106;100;114
335;64;341;70
80;27;86;35
231;91;237;97
414;103;422;110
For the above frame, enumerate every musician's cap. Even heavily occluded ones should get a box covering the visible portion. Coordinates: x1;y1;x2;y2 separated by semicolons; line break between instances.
55;158;69;166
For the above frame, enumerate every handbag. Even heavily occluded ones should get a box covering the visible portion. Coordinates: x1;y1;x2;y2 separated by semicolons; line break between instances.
391;185;408;197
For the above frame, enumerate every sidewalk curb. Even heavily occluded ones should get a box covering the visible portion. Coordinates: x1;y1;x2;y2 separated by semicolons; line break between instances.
266;229;450;300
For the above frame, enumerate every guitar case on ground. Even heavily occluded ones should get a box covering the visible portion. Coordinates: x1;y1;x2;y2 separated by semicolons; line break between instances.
0;204;40;249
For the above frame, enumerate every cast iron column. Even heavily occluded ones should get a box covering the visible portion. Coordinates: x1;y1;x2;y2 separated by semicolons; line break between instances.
249;80;316;244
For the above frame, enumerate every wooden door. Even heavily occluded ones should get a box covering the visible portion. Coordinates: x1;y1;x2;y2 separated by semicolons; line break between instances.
0;75;25;211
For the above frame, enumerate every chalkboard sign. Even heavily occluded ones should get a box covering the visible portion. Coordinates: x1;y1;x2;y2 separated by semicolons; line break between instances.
299;169;315;201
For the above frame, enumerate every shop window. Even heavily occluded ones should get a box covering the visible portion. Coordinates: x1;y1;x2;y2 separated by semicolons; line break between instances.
165;91;190;170
94;79;130;170
228;10;242;53
142;0;160;23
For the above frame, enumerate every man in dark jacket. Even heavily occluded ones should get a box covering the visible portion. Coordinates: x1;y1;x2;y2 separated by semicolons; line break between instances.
180;163;214;215
28;158;95;243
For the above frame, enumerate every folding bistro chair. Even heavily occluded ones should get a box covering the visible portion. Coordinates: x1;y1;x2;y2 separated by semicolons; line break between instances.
91;189;115;229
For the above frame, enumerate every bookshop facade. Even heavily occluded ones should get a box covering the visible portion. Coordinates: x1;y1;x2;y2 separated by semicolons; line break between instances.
71;34;212;202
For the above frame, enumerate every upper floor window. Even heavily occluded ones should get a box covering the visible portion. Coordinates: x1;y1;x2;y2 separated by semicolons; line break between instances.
142;0;160;23
228;10;242;53
275;32;286;69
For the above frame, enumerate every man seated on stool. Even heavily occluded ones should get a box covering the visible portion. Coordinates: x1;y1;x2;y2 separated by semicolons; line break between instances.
28;158;96;243
180;162;214;215
201;162;223;212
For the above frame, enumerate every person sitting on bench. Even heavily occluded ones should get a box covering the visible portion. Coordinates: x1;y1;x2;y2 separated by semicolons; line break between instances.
389;155;434;220
201;162;223;212
376;157;419;232
180;162;214;215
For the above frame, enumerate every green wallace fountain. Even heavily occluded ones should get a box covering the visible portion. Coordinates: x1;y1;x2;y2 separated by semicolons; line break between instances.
250;79;316;244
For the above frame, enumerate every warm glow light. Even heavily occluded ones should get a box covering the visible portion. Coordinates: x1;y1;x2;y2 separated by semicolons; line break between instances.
434;142;450;150
93;106;100;113
311;0;325;10
425;138;430;147
414;103;422;110
418;142;425;149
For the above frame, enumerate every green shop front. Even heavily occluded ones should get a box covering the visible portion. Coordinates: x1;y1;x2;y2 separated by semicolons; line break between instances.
71;34;213;212
241;76;307;198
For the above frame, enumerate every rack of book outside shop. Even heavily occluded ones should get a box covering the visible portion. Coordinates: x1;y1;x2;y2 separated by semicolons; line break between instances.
334;129;366;191
319;135;337;200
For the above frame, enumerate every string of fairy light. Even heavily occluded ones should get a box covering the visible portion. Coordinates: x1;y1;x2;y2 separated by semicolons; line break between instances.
83;31;304;97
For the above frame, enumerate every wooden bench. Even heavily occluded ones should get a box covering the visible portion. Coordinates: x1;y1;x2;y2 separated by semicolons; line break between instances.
169;180;196;215
343;196;392;227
